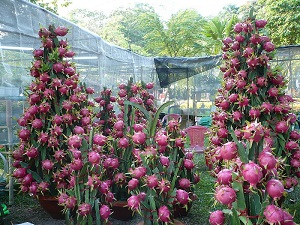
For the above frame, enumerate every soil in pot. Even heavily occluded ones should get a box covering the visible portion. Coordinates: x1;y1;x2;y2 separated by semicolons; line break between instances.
136;219;185;225
111;201;134;221
174;202;192;218
38;195;65;220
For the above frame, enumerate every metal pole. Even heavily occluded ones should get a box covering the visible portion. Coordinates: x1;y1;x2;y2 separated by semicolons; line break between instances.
6;100;14;205
187;74;190;127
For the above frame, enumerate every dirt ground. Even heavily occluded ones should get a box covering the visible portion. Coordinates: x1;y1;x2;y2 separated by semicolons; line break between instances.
1;205;190;225
0;204;145;225
0;195;190;225
1;204;64;225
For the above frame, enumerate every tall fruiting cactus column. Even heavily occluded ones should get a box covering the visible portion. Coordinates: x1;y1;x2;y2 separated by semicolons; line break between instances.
207;14;299;225
13;24;95;197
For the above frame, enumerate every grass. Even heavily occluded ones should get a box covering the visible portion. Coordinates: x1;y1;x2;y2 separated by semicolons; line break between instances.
182;155;219;224
1;154;299;225
186;154;300;225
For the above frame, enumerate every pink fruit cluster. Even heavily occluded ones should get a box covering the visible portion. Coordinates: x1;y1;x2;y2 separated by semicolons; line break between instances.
96;79;157;202
127;114;199;223
13;24;94;196
206;17;298;225
117;79;157;124
94;87;117;136
13;25;113;223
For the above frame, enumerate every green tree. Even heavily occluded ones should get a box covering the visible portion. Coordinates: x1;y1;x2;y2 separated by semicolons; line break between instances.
202;15;238;55
238;0;258;20
28;0;71;14
65;8;131;52
218;4;239;20
137;9;206;57
67;9;107;36
114;4;155;55
119;4;153;51
256;0;300;46
100;10;135;52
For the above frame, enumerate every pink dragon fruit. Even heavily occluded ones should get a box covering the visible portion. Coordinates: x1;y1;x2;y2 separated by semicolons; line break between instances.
266;179;284;200
209;210;225;225
158;206;170;223
242;162;263;187
264;205;284;224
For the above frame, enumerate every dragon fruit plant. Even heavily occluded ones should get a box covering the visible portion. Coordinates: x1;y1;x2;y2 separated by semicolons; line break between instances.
94;87;117;136
99;78;158;203
13;24;95;197
13;24;114;224
206;14;299;225
125;99;200;224
57;127;115;225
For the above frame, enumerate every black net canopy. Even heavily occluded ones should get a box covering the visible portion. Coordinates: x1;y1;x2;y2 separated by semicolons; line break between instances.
154;55;221;88
154;45;300;88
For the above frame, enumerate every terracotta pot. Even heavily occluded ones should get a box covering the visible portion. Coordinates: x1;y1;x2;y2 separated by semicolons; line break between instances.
277;195;286;207
111;201;134;221
38;195;65;220
174;202;192;218
204;155;213;170
136;219;185;225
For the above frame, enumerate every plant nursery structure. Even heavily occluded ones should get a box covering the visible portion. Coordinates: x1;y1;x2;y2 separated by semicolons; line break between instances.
0;0;300;205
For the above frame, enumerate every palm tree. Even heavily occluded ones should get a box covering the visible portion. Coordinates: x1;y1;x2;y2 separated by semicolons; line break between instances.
202;15;238;55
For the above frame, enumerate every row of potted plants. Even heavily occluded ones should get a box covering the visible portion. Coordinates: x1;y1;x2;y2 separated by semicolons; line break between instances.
12;24;199;225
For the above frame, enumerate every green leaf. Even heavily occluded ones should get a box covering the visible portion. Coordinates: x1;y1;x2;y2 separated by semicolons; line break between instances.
81;138;89;152
40;145;46;161
257;195;269;224
222;209;232;214
66;127;72;136
171;158;182;190
94;199;102;225
168;188;177;204
124;100;150;119
79;163;89;180
65;210;71;225
239;216;253;225
149;192;159;223
89;128;94;145
28;170;42;183
75;176;81;203
85;188;90;204
150;101;174;137
249;193;261;222
231;131;248;163
231;208;241;225
232;181;246;211
53;95;60;114
20;162;28;168
53;37;60;47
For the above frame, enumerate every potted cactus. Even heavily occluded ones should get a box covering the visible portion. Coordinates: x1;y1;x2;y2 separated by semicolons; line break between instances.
56;126;115;225
91;79;159;221
12;24;96;219
124;98;199;225
206;12;298;225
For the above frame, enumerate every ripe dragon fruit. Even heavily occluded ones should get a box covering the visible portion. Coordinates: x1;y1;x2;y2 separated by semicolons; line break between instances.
13;25;115;225
206;16;298;224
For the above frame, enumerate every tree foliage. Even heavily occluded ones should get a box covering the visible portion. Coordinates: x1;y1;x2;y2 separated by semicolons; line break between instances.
128;8;206;57
256;0;300;46
118;4;156;55
68;9;106;36
57;0;299;57
28;0;71;14
202;15;238;55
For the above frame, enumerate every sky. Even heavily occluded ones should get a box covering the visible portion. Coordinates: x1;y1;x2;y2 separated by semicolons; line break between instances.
58;0;250;19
